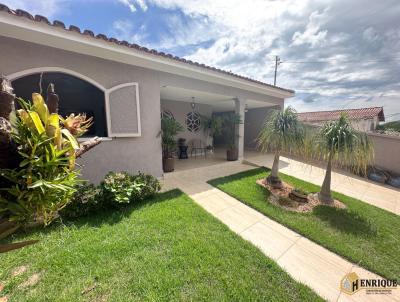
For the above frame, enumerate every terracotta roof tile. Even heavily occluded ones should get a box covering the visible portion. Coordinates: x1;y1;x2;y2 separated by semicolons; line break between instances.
298;107;385;122
34;15;51;24
53;20;66;29
83;29;95;37
0;3;294;94
68;25;81;33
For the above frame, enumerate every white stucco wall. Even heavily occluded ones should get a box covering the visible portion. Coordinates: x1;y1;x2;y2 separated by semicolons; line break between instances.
0;35;163;183
161;99;212;147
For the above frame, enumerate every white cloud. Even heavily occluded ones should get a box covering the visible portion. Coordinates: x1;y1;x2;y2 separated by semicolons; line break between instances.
291;9;328;47
141;0;400;118
135;0;148;11
118;0;149;13
118;0;137;12
0;0;66;18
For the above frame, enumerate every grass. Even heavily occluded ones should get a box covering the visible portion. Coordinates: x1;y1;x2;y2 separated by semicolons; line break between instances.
208;168;400;280
0;190;322;302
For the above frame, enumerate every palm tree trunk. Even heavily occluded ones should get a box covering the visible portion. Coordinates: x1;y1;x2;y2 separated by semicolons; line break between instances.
319;152;334;204
266;151;282;188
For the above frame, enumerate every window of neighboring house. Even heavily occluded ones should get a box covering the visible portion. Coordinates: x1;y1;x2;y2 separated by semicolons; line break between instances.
12;72;107;137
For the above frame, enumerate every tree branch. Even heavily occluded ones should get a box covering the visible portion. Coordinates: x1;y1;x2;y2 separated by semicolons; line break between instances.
75;137;101;158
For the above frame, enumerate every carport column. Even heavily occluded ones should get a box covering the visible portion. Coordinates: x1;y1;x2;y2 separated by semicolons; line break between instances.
234;98;246;161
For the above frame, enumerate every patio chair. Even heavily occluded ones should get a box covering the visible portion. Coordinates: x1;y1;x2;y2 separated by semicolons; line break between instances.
189;139;207;158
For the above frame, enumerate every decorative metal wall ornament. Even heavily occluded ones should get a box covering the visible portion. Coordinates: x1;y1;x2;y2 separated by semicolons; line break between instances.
161;109;175;120
186;111;201;132
186;97;200;132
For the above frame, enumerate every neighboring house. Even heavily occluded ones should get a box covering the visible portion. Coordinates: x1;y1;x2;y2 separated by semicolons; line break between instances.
297;107;385;132
0;4;294;182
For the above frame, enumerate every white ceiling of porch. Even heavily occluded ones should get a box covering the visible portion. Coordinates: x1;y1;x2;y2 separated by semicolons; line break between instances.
160;86;276;112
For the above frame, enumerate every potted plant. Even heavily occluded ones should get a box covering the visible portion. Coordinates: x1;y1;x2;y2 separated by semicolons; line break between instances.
177;137;188;159
222;113;242;161
161;117;184;172
201;114;223;148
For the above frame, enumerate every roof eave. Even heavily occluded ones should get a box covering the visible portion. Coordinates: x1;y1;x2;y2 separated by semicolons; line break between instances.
0;11;294;98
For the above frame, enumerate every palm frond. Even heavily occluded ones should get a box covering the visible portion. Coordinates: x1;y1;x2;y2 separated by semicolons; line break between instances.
311;114;374;176
257;106;304;155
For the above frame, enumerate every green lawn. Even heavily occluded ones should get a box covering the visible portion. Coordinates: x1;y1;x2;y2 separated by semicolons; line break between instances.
0;190;322;302
208;168;400;280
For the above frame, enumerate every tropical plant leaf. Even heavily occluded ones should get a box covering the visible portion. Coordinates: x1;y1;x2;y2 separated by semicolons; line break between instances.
32;93;49;124
28;111;45;134
61;129;79;150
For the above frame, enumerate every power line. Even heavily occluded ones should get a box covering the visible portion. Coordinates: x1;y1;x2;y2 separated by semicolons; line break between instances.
281;57;400;64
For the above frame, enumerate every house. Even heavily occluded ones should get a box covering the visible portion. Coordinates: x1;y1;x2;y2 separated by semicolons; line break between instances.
297;107;385;132
0;4;294;182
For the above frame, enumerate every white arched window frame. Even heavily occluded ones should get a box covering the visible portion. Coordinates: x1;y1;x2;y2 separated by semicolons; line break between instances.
7;67;142;138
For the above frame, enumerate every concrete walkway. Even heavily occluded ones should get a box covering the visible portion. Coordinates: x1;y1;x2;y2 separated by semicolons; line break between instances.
162;161;399;302
244;151;400;215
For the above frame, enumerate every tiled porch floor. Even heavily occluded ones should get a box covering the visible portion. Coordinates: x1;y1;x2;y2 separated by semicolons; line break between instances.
162;156;400;302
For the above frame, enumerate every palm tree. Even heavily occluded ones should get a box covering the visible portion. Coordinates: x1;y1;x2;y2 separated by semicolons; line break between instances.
257;106;303;188
314;114;373;204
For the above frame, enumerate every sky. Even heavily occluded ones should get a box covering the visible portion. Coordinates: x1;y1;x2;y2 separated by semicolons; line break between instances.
3;0;400;121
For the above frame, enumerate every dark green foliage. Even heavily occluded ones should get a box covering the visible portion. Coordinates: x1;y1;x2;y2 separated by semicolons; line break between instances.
257;106;304;154
161;117;184;158
60;184;101;219
130;172;161;201
61;172;161;220
221;112;242;149
101;172;143;205
376;120;400;132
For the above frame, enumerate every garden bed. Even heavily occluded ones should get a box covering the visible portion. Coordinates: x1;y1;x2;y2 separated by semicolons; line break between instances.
256;179;346;212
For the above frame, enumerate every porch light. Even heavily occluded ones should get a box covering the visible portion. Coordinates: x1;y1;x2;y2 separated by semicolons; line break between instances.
191;97;196;110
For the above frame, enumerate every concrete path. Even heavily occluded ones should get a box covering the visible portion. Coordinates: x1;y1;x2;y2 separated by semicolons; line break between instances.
162;161;399;302
244;151;400;215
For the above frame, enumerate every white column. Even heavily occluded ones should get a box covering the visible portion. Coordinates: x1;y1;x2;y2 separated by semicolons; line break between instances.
234;98;246;160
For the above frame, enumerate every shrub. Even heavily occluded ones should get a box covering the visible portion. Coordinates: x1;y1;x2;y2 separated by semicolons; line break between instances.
60;172;161;220
131;172;162;201
100;171;161;206
60;184;101;219
101;172;143;205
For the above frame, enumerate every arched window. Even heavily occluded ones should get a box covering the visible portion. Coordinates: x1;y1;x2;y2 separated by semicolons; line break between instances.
12;72;107;137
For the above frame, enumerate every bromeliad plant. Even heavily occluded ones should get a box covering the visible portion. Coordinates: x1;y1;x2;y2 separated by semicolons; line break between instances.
313;114;373;204
0;93;93;226
257;107;304;188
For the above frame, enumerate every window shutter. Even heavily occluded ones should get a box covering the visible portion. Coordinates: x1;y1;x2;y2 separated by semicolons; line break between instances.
106;83;141;137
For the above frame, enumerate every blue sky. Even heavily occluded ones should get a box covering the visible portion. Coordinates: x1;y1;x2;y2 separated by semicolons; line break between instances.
3;0;400;121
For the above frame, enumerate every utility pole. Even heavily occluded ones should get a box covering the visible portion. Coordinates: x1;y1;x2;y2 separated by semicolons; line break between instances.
274;55;281;86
